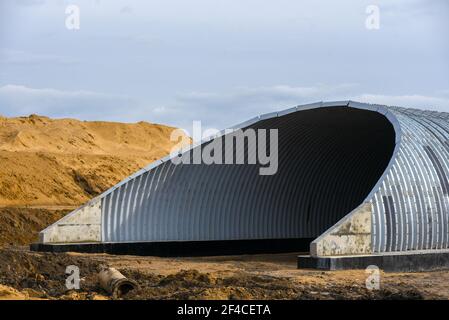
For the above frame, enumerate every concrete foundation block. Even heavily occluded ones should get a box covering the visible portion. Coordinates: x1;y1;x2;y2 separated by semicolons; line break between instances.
298;249;449;272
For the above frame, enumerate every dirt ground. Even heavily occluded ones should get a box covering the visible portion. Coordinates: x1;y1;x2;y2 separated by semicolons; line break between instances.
0;245;448;300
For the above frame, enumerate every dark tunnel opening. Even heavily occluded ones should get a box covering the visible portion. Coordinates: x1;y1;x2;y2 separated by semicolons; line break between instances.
247;107;396;240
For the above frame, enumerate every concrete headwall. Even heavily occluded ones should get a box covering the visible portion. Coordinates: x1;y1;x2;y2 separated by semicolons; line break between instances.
39;200;102;243
310;202;372;257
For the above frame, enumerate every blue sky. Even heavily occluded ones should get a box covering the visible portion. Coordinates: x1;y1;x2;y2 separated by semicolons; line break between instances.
1;0;448;130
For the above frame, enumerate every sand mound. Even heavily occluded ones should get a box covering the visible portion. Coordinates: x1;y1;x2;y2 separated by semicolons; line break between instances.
0;114;182;156
0;115;189;206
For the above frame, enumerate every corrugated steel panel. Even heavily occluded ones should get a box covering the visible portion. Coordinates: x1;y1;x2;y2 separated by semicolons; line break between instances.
370;107;449;252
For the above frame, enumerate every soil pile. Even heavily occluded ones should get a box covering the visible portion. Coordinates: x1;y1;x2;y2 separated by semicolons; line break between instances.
0;114;189;206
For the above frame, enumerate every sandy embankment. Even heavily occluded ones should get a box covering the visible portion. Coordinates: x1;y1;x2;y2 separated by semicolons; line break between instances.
0;114;188;207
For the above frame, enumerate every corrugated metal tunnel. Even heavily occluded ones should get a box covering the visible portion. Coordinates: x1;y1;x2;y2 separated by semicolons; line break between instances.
33;101;449;262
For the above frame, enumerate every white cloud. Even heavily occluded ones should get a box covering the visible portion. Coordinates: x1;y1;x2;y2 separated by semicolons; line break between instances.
162;84;355;129
0;49;79;66
1;84;448;131
437;89;449;97
352;94;449;113
14;0;45;6
0;84;138;120
2;84;347;128
120;5;133;14
159;85;449;129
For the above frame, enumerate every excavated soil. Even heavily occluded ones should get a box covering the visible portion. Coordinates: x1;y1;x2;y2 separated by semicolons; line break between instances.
0;114;188;206
0;247;103;299
0;247;446;300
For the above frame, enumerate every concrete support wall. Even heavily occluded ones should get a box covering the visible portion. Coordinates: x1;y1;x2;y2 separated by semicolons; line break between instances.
310;202;372;257
39;200;102;243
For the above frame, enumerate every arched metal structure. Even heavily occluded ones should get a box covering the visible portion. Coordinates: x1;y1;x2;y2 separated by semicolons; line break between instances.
34;101;449;262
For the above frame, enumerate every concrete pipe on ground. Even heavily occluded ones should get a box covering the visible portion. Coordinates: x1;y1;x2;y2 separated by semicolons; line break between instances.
98;267;138;298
